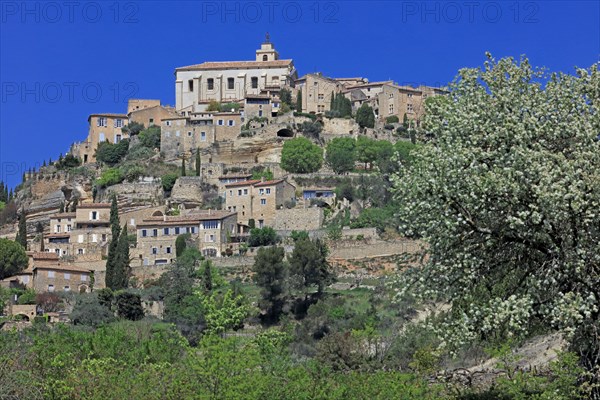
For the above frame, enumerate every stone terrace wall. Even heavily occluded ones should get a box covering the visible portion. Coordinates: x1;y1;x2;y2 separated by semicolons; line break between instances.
272;207;324;231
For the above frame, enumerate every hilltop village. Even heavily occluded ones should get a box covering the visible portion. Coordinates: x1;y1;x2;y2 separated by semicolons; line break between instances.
0;35;442;293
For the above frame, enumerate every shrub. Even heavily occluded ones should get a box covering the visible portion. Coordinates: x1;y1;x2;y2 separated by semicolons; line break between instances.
55;154;81;169
248;227;278;247
220;102;240;112
137;126;161;149
95;139;129;166
355;104;375;128
96;168;124;188
384;124;395;130
281;137;323;174
239;130;254;138
294;111;317;121
385;115;399;124
161;173;179;192
300;121;323;141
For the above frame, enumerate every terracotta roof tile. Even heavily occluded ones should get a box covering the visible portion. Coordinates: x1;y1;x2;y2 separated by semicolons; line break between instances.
78;203;111;209
176;59;293;71
32;252;59;261
138;211;236;227
224;180;261;188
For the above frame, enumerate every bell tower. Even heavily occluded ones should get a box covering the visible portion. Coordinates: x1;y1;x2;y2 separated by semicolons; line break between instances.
256;32;279;62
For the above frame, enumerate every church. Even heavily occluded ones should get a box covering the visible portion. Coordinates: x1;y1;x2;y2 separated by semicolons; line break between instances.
174;34;297;114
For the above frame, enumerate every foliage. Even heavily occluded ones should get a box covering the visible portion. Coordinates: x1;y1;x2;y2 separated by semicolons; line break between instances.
71;293;116;327
54;154;81;169
201;289;249;335
115;291;144;321
296;90;302;112
36;292;62;313
220;102;240;112
279;88;292;106
96;168;124;188
350;206;396;233
326;137;356;174
175;233;189;257
95;139;129;166
288;239;334;296
335;180;355;202
281;137;323;173
0;238;28;279
394;140;419;167
299;121;323;141
328;93;353;118
248;227;278;247
161;172;179;192
250;166;274;181
17;289;36;305
385;115;400;123
137;125;161;149
290;230;310;242
253;246;287;322
355;103;375;128
206;100;221;112
15;209;27;248
391;55;600;375
195;148;201;176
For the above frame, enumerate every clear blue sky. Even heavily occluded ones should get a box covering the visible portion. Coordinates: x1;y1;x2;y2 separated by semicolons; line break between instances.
1;0;598;188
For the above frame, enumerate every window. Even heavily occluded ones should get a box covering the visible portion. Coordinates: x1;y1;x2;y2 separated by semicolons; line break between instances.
78;249;84;255
163;228;169;235
166;121;172;126
64;286;70;292
251;77;258;88
114;119;123;128
201;132;206;141
258;110;263;117
203;220;219;229
262;55;268;61
407;93;413;98
64;273;71;280
317;105;324;112
55;249;60;255
258;220;264;228
191;227;196;234
318;94;324;101
188;79;194;91
238;189;242;196
260;199;266;205
259;188;264;195
67;225;72;232
227;78;234;90
207;78;214;90
48;285;55;292
176;131;180;137
149;118;154;124
228;120;235;126
97;117;107;127
81;275;88;281
389;93;394;98
115;134;122;143
78;234;84;243
218;120;224;126
266;188;271;194
272;76;278;81
153;229;158;237
205;234;215;242
166;246;171;254
92;234;97;243
142;230;147;237
389;104;394;114
175;227;180;234
243;189;248;195
188;131;192;137
56;225;61;233
48;271;55;278
102;234;107;242
91;211;98;220
407;104;414;112
152;247;158;255
99;133;105;142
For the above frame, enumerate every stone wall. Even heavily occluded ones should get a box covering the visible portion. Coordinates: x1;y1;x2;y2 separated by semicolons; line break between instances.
272;207;324;231
101;180;164;209
170;176;203;206
322;118;360;135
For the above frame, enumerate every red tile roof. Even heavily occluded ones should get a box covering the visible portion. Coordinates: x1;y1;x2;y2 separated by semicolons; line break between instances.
224;180;261;188
138;211;236;227
31;252;59;261
45;233;71;239
254;179;285;187
176;59;293;71
78;203;111;209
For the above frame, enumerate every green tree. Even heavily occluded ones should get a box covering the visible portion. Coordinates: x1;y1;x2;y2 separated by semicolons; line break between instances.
355;136;380;170
248;227;278;247
111;224;131;290
175;234;188;257
202;260;213;293
355;104;375;128
95;139;129;166
15;208;27;249
0;238;28;279
392;55;600;377
280;137;323;173
296;91;303;113
288;239;333;296
70;294;116;327
326;137;356;174
161;173;179;192
253;246;287;322
181;156;186;176
137;125;161;149
201;289;249;335
195;148;201;177
206;100;221;112
115;291;144;321
279;88;292;106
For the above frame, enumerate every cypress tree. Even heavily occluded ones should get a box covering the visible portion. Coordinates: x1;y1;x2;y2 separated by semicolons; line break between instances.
16;208;27;249
202;260;213;293
105;195;121;289
195;149;201;177
70;199;78;212
296;91;303;113
112;224;130;290
59;202;65;213
9;189;13;201
181;156;186;176
330;91;335;111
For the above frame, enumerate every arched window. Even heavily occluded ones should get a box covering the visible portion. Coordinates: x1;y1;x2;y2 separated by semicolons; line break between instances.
262;55;268;61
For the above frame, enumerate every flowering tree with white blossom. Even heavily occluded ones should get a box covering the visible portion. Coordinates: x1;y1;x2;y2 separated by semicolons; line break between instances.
391;55;600;379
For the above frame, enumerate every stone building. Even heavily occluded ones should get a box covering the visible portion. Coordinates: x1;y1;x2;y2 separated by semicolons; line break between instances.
127;99;161;114
295;73;343;114
224;178;296;229
72;113;129;163
128;104;179;129
45;203;111;260
174;35;296;114
135;210;237;265
30;252;93;293
244;95;273;119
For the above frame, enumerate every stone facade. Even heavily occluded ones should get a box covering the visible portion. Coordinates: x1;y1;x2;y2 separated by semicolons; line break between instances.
244;95;273;119
272;207;324;231
224;179;296;229
135;210;237;265
175;37;296;113
73;114;129;163
296;73;342;114
128;104;179;129
127;99;161;114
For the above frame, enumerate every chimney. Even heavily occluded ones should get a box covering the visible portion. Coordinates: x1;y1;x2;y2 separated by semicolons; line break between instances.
261;176;265;182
